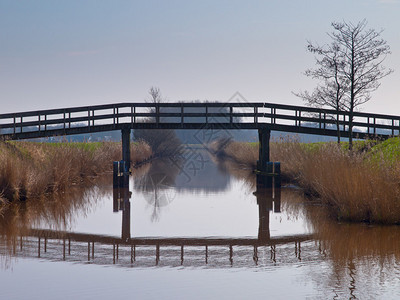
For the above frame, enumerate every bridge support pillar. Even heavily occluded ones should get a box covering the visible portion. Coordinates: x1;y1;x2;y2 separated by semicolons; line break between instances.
257;128;270;169
121;188;131;241
121;128;131;171
257;129;272;187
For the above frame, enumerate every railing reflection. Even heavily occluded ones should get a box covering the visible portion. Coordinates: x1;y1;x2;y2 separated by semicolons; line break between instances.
3;230;312;268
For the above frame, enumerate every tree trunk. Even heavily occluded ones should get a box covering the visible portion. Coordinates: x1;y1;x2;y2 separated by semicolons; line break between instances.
336;111;341;144
348;112;353;150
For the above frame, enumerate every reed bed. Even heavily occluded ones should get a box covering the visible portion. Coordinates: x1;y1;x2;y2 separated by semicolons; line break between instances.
215;138;400;224
0;141;152;202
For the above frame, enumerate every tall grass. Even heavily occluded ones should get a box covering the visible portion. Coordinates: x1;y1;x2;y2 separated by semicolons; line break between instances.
0;141;152;202
216;138;400;224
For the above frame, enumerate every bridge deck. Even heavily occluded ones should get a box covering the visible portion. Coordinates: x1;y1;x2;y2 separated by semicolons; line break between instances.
1;102;399;140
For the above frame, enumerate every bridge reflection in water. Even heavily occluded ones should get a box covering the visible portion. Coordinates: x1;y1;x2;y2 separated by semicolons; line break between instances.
3;183;313;268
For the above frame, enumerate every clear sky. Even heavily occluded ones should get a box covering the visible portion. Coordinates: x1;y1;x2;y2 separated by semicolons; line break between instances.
0;0;399;114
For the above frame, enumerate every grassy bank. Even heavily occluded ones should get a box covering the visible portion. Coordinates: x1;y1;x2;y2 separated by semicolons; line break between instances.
0;141;152;202
212;138;400;224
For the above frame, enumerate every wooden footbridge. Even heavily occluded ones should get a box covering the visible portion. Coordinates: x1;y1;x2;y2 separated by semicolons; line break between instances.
1;102;399;169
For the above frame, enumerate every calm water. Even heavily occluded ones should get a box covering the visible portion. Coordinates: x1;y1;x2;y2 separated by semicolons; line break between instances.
1;148;400;299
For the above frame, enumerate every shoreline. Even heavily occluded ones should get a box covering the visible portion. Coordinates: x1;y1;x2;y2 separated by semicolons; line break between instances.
210;138;400;225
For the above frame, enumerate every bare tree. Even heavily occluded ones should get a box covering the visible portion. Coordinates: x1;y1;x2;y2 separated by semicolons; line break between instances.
147;86;163;104
295;42;347;143
297;20;393;148
134;87;182;157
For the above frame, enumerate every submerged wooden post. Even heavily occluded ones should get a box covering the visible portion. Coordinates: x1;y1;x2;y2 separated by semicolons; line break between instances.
113;161;129;188
273;162;281;188
121;188;131;241
253;187;272;242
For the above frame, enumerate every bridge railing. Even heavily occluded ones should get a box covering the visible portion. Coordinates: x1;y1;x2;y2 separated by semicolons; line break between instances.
0;102;265;136
1;102;399;139
262;103;400;137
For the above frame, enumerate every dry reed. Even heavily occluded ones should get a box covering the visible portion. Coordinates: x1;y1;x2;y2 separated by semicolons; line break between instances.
0;140;152;202
218;138;400;224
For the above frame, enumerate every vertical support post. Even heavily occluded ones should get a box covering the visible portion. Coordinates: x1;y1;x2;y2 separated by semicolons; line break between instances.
274;162;281;188
298;110;301;127
113;162;120;189
319;112;321;129
156;244;160;265
257;128;272;188
63;239;66;261
181;245;184;265
156;104;160;125
253;246;258;264
121;188;131;241
113;243;116;264
392;119;394;136
181;104;184;127
131;106;134;127
63;110;66;131
121;128;131;171
254;187;272;242
257;129;270;171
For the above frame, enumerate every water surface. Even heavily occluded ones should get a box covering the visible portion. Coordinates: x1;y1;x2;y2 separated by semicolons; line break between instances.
1;149;400;299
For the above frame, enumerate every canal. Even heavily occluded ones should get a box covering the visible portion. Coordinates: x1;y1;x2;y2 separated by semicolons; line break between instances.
1;148;400;299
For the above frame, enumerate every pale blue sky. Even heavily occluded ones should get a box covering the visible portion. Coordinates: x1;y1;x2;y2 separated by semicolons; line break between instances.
0;0;399;114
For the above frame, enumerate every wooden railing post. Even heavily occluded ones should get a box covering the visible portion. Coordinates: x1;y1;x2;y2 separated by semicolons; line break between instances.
131;105;134;127
63;109;66;132
156;104;160;125
392;119;394;136
181;103;184;126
